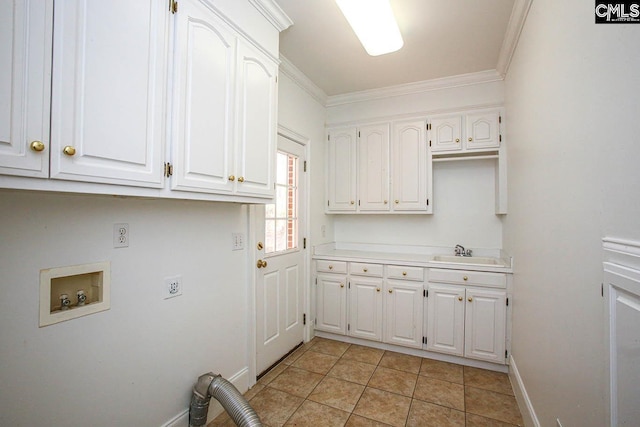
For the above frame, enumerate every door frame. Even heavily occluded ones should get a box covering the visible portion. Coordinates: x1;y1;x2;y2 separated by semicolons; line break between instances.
247;125;311;386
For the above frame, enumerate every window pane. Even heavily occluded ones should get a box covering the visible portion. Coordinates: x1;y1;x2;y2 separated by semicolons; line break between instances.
276;152;288;185
287;219;297;249
265;220;275;253
276;186;287;218
265;203;275;219
275;219;287;252
288;184;297;218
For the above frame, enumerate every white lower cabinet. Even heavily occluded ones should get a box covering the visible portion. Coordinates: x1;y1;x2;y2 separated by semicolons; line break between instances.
348;276;383;341
316;273;347;335
384;279;423;348
426;269;507;364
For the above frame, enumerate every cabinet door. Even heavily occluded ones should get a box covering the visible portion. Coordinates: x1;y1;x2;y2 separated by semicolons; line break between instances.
234;41;277;197
50;0;168;187
426;283;465;356
316;274;347;335
171;0;235;194
327;127;357;211
429;114;462;152
392;120;429;211
464;288;506;363
465;110;501;150
384;280;423;348
0;1;52;178
349;277;383;341
358;124;389;211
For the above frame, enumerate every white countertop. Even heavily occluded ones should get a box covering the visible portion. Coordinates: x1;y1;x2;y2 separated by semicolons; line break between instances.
313;242;513;273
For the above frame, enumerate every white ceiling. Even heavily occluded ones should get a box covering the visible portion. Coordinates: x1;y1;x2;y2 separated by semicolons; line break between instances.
275;0;517;97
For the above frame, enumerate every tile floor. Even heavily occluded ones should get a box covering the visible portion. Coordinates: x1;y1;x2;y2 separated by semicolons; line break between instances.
208;337;523;427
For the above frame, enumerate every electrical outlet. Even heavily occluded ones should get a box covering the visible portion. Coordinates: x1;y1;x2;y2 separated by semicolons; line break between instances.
113;223;129;248
232;233;244;250
163;275;182;299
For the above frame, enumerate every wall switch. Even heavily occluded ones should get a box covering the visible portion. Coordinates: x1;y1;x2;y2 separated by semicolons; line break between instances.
232;233;244;250
163;275;182;299
113;223;129;248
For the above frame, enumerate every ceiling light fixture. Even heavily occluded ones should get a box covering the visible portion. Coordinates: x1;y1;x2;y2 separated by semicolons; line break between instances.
335;0;404;56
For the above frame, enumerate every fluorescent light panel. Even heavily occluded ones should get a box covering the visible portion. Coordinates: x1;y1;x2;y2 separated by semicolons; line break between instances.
336;0;404;56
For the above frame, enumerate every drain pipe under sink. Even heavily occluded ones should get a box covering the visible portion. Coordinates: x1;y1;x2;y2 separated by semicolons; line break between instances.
189;372;262;427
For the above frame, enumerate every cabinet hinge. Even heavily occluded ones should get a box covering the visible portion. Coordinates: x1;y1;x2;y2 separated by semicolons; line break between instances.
327;200;330;207
499;134;502;142
275;75;278;83
424;289;428;298
348;281;350;289
506;297;509;306
358;131;361;138
499;115;502;124
328;135;330;141
505;350;508;359
358;200;360;206
169;0;178;13
315;318;317;325
164;162;173;177
426;199;429;206
429;140;432;147
303;313;306;325
315;278;317;285
303;238;307;249
348;324;350;331
427;123;432;130
601;283;604;297
422;336;427;345
304;160;307;172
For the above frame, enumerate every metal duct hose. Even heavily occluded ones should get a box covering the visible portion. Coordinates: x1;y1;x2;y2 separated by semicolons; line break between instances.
189;372;262;427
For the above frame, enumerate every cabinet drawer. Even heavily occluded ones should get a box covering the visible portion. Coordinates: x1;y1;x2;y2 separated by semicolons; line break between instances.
428;268;506;289
316;260;347;274
386;265;424;281
350;262;384;277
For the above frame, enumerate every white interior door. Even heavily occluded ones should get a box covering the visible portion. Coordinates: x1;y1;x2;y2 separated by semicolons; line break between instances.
255;135;306;375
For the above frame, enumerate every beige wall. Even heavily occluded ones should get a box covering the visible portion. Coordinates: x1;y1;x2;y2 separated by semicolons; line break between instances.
503;0;640;425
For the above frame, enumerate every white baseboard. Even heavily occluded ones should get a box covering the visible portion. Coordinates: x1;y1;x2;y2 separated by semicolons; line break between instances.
509;355;540;427
162;366;250;427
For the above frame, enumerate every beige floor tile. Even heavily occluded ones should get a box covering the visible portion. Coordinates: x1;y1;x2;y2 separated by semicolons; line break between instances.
292;350;339;375
466;413;521;427
310;338;351;357
379;351;422;374
268;366;324;398
413;376;465;411
345;414;393;427
206;410;234;427
258;363;287;386
342;344;385;365
243;383;265;401
464;367;514;395
420;358;464;384
353;387;412;427
308;376;366;412
284;400;350;427
367;366;418;397
327;358;377;385
248;387;304;427
465;386;523;426
406;400;465;427
282;345;308;366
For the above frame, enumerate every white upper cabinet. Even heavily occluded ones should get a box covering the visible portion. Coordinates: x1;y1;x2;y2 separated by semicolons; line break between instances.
391;120;430;212
171;0;236;194
327;127;357;211
50;0;169;187
429;114;462;152
0;1;52;178
358;124;389;211
234;41;277;198
430;109;502;154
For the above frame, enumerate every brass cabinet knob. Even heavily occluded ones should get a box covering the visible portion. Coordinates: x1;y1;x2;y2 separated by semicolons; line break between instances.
228;175;235;181
468;137;473;142
350;201;355;205
376;288;380;292
238;176;245;182
384;200;388;204
395;200;399;204
257;259;267;268
328;265;333;270
402;271;407;276
363;268;368;272
455;138;460;143
468;297;473;302
340;283;345;288
30;141;45;152
62;146;76;156
458;296;463;301
463;276;468;281
388;289;393;294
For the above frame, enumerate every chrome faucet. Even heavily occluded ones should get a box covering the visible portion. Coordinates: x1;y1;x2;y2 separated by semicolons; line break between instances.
454;244;473;257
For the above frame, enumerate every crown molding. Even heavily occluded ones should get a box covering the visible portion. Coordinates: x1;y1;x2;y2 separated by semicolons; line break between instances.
279;55;328;106
496;0;533;77
248;0;293;32
326;69;504;107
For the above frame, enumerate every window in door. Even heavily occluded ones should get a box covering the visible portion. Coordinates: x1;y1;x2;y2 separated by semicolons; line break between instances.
265;151;298;254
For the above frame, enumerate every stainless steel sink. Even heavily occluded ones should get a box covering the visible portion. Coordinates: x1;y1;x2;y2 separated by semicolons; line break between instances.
431;255;503;266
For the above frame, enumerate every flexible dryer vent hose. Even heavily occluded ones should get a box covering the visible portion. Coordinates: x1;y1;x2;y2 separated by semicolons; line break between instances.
189;372;262;427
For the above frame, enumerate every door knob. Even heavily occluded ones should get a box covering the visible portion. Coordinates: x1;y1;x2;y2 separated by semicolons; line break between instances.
63;146;76;156
30;141;45;152
257;259;267;268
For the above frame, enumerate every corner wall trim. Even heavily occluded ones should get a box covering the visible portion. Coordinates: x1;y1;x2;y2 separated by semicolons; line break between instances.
509;354;541;427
